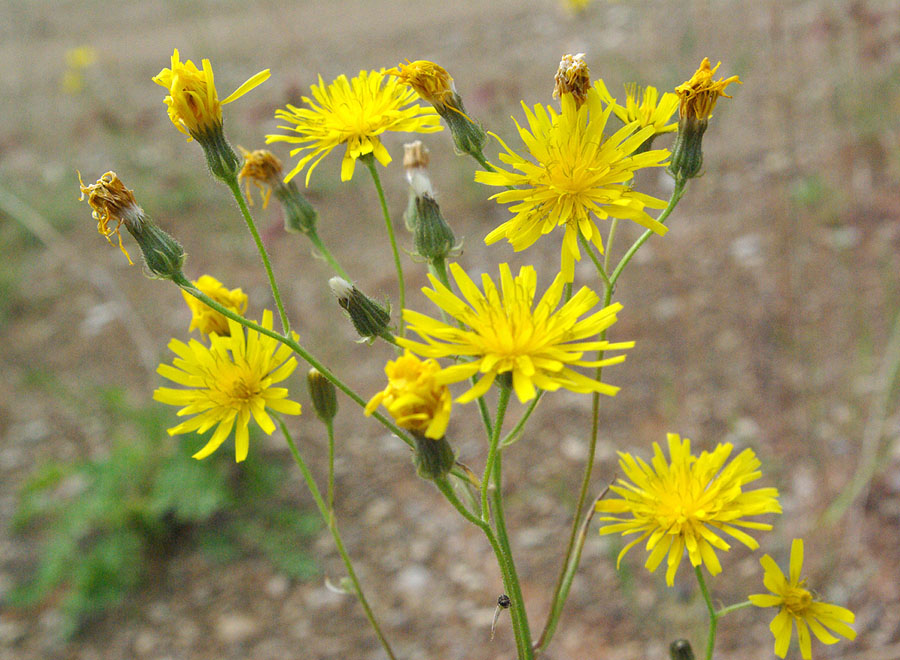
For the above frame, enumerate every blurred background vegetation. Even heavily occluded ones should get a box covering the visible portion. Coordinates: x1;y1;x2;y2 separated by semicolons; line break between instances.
1;1;898;658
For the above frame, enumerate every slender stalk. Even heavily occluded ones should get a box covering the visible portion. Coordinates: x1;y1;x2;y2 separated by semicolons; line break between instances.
481;385;511;523
491;452;534;659
361;154;406;335
306;227;351;280
695;566;718;660
610;180;687;286
434;476;531;659
501;391;544;447
325;418;336;512
715;601;753;618
578;232;612;290
223;175;291;334
603;218;619;273
276;416;397;660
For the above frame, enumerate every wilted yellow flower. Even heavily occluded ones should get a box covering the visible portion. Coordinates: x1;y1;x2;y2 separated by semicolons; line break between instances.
266;70;442;185
78;170;140;264
365;351;452;439
153;310;302;463
181;275;248;336
596;433;781;586
389;60;458;113
675;57;741;121
476;87;669;282
399;263;633;404
749;539;857;659
595;80;678;135
553;53;591;107
152;48;270;140
238;147;283;208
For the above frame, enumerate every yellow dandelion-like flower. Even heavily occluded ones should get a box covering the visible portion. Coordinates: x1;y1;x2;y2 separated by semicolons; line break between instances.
153;310;302;463
365;351;452;439
596;433;782;586
675;57;741;121
238;147;283;208
78;170;140;264
749;539;857;659
152;48;270;140
266;70;442;185
595;80;679;136
476;87;669;282
398;262;633;404
181;275;248;337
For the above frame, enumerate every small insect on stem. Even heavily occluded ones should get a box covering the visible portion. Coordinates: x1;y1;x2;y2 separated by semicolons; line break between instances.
490;594;511;641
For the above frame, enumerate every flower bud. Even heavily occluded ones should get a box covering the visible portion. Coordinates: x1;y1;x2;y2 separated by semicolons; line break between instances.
275;180;319;235
669;639;695;660
411;432;455;480
328;277;394;343
307;368;338;422
413;194;458;262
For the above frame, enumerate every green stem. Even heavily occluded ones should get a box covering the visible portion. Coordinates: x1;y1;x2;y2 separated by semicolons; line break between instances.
224;174;291;335
433;476;531;659
695;566;718;660
491;452;534;659
306;227;351;280
481;385;511;523
501;391;543;447
715;601;753;618
578;231;612;290
610;180;687;286
362;154;406;335
326;418;336;512
276;416;397;660
604;218;619;273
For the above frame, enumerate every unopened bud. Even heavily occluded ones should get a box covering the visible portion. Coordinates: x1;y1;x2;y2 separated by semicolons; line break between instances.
275;180;318;235
413;194;459;262
307;368;338;422
669;639;695;660
328;277;393;343
412;431;455;480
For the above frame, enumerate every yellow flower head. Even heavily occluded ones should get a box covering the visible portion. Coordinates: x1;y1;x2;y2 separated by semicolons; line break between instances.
266;70;442;185
596;433;782;586
749;539;857;659
389;60;457;111
152;48;270;140
475;87;669;282
553;53;591;108
181;275;249;337
675;57;741;121
238;147;283;208
595;80;679;135
153;310;302;463
78;170;141;264
365;351;452;439
398;263;633;404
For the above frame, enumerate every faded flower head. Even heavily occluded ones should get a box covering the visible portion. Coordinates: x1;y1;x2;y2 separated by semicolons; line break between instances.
238;147;283;208
389;60;457;112
153;310;302;463
181;275;248;336
749;539;857;659
399;263;633;404
266;69;442;185
365;351;452;440
596;433;782;586
476;87;669;282
675;57;741;121
553;53;591;108
78;170;141;264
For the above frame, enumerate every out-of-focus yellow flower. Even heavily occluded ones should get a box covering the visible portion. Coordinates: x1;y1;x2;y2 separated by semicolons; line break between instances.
553;53;591;108
596;433;782;586
238;147;283;208
749;539;857;659
78;170;140;264
153;310;301;463
62;46;98;94
595;80;678;136
675;57;741;121
476;87;669;282
365;351;452;439
399;263;632;404
152;48;270;140
181;275;248;337
266;70;442;185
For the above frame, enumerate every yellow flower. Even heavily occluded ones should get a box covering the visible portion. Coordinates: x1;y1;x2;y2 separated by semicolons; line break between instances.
596;433;782;586
153;310;302;462
749;539;857;659
152;48;270;140
78;170;140;264
266;70;442;185
595;80;678;135
238;147;283;208
475;87;669;282
675;57;741;121
398;262;633;404
389;60;458;113
365;351;452;439
181;275;248;336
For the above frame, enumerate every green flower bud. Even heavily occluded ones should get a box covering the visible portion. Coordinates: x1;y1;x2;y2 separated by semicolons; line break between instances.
197;124;240;182
127;215;186;281
276;180;319;235
411;431;455;480
669;639;695;660
307;368;338;423
329;277;394;343
667;115;708;183
413;194;458;262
